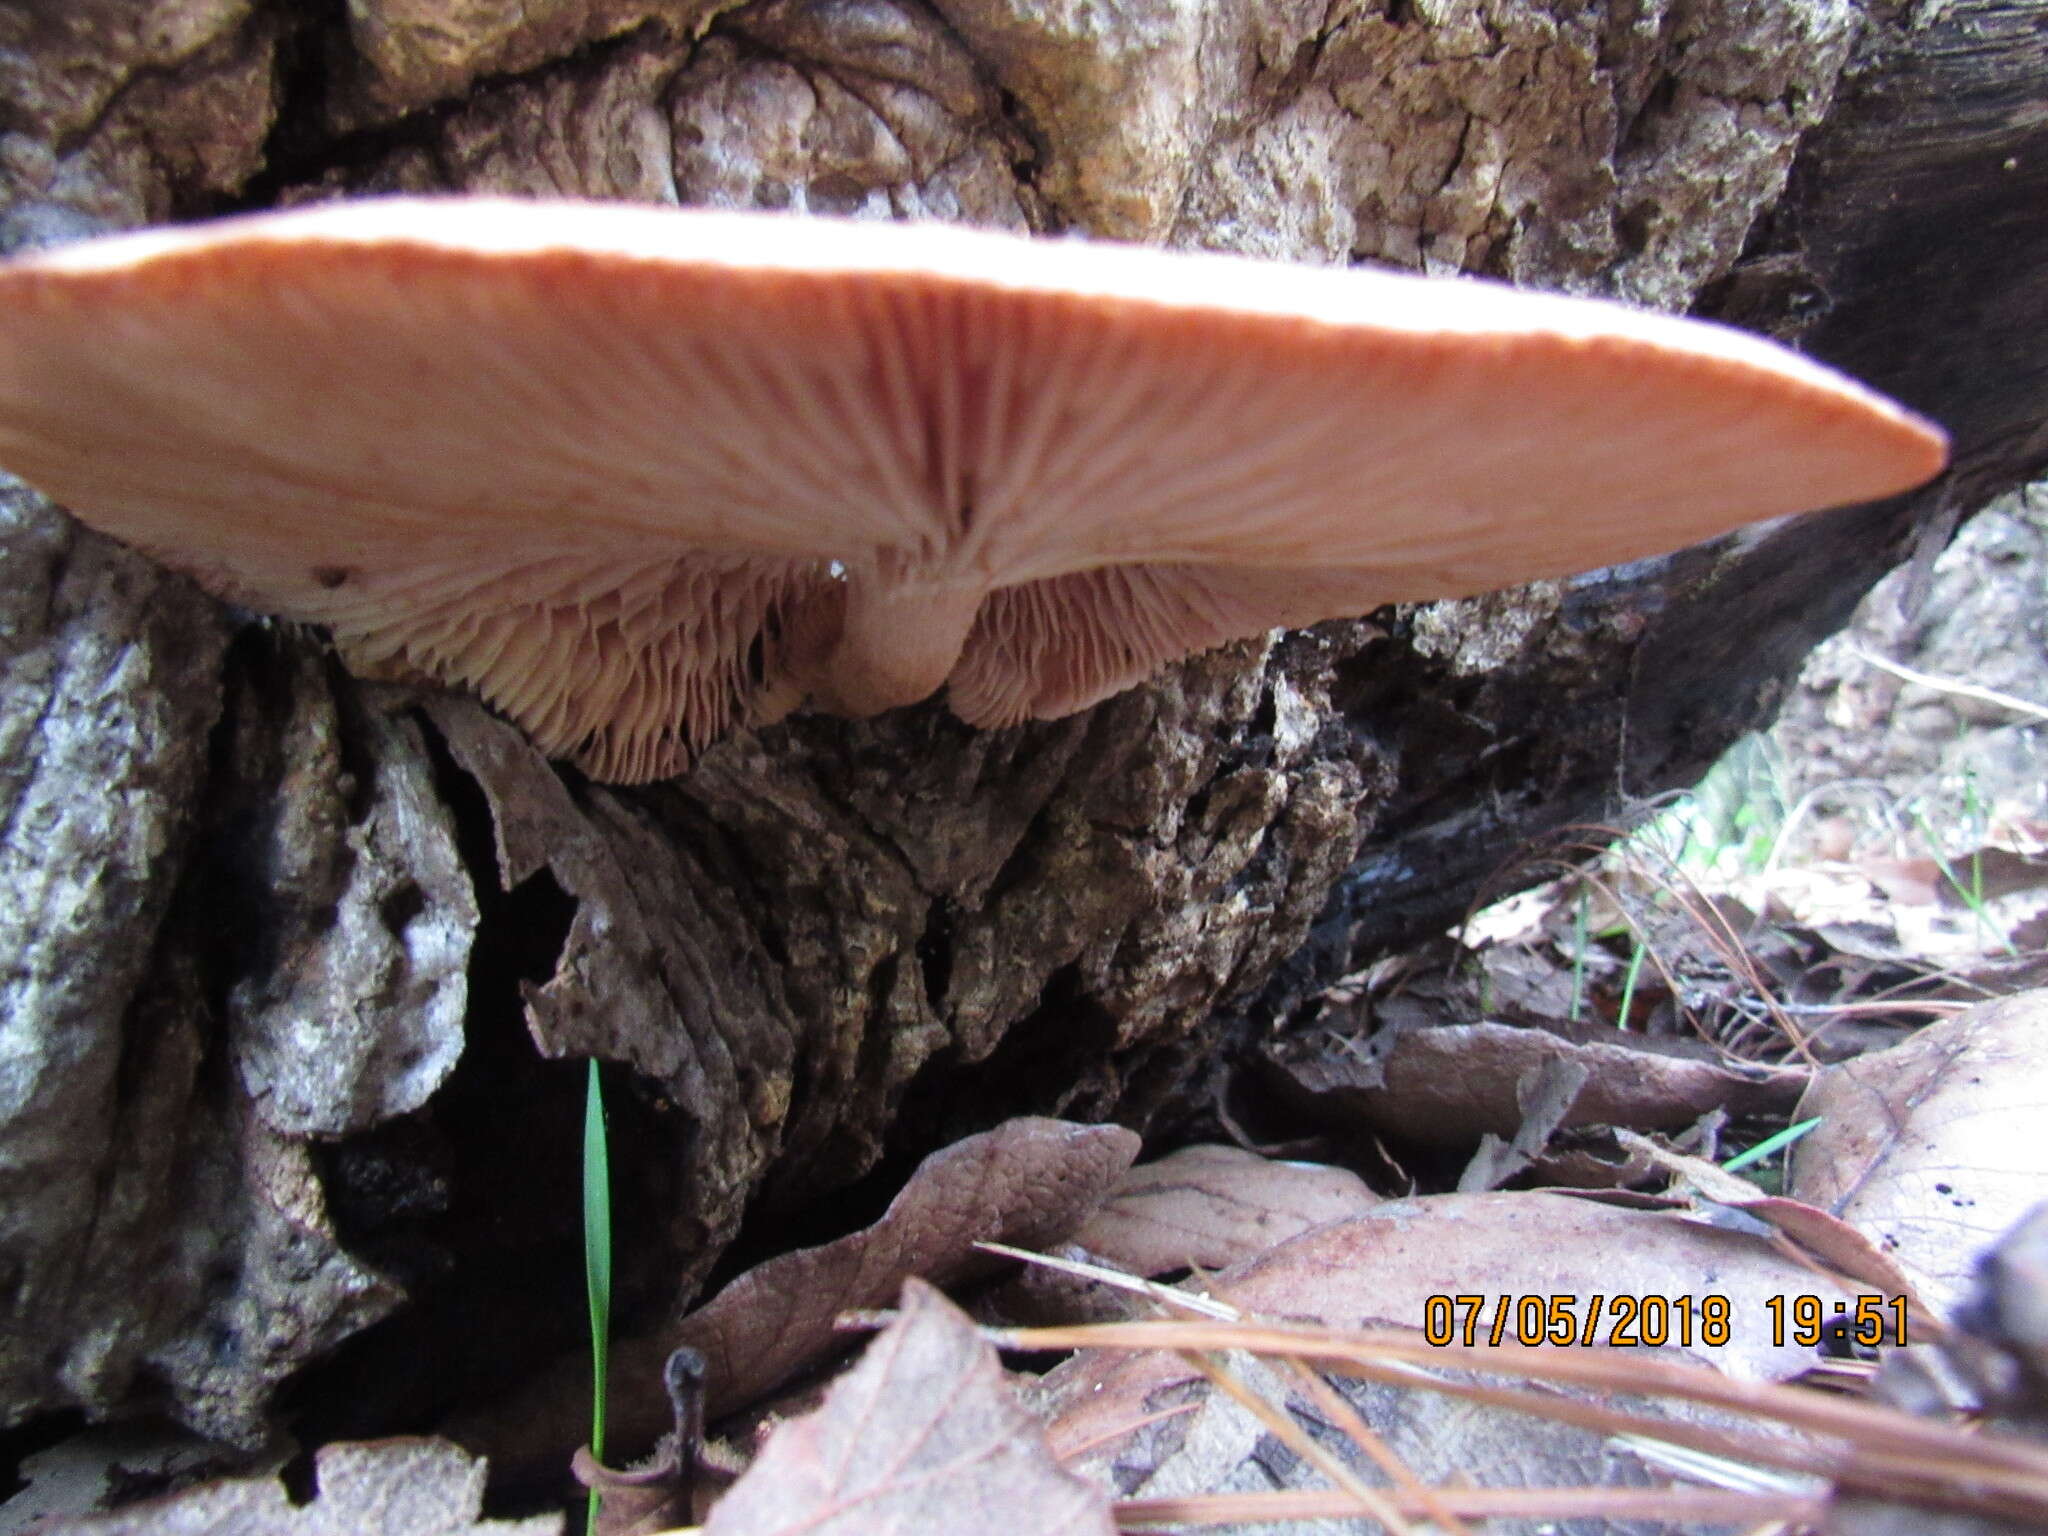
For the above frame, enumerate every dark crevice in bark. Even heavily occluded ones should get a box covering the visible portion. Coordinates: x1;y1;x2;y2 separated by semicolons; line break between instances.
232;12;689;213
1616;69;1680;159
226;1;375;213
0;1410;90;1502
897;964;1125;1144
278;707;677;1453
198;629;323;1013
915;898;958;1016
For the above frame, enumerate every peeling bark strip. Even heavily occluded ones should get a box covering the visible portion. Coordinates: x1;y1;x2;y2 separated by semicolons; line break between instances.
0;0;2044;1450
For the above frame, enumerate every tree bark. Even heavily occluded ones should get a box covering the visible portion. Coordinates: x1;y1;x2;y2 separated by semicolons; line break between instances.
0;0;2041;1449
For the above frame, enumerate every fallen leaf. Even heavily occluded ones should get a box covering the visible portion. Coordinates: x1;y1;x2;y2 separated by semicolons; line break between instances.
703;1279;1114;1535
1612;1128;1932;1313
1909;947;2048;1002
570;1450;685;1536
1264;1021;1805;1149
36;1439;555;1535
1072;1144;1377;1276
1029;1184;1880;1496
1470;939;1585;1022
1792;990;2048;1313
571;1348;708;1535
1522;1134;1662;1190
1861;848;2048;909
1458;1055;1589;1191
676;1117;1140;1418
1037;1324;1776;1528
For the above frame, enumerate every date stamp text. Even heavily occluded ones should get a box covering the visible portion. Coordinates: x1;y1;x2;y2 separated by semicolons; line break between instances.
1421;1293;1908;1349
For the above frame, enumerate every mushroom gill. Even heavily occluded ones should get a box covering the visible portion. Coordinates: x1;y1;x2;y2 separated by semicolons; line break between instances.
0;197;1949;783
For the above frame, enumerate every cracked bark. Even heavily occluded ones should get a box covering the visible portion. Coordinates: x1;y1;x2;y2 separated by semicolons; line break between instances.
0;0;2041;1459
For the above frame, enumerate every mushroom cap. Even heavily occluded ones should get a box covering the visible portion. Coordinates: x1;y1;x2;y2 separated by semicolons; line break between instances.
0;197;1946;781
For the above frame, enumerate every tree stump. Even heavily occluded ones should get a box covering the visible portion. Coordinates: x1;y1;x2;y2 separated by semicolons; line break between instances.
0;0;2041;1450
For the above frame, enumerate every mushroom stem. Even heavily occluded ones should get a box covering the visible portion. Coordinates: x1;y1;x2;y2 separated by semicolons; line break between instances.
815;576;986;718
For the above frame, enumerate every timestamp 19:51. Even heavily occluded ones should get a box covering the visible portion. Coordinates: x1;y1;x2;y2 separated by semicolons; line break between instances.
1767;1292;1909;1348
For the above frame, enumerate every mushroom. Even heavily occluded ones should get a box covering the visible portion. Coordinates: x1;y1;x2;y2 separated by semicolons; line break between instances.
0;197;1947;782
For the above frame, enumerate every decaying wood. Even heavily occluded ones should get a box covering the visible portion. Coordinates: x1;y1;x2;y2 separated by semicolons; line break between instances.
0;0;2042;1453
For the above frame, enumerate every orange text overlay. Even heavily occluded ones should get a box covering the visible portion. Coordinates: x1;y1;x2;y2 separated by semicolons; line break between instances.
1421;1293;1910;1350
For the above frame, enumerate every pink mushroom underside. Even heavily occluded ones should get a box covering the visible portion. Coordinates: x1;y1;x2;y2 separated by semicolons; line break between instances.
943;563;1409;728
0;201;1947;780
322;548;825;784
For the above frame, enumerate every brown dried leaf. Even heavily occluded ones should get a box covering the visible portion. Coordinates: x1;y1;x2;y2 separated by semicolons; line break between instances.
677;1117;1140;1418
1861;848;2048;909
1265;1021;1805;1148
1739;853;2047;963
1613;1129;1932;1309
570;1448;685;1536
1073;1144;1377;1276
703;1279;1115;1535
38;1439;556;1535
1523;1136;1662;1189
1859;856;1952;907
571;1348;708;1535
1458;1055;1590;1191
1472;941;1584;1022
1905;947;2048;1002
1792;990;2048;1313
1039;1341;1758;1526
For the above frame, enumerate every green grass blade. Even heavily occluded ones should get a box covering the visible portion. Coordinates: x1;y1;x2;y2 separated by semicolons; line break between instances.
1567;888;1590;1022
1722;1116;1821;1175
1616;939;1648;1031
584;1059;613;1536
1909;807;2016;956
